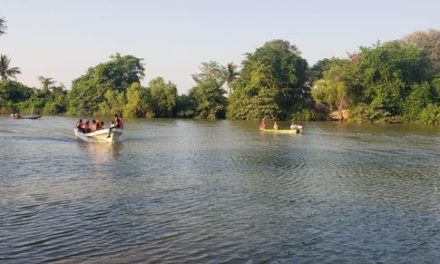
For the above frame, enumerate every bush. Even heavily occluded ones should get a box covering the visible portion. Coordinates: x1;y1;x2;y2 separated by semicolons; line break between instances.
418;104;440;125
289;108;320;121
350;103;401;123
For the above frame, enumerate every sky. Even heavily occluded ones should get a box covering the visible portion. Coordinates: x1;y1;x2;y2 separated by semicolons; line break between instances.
1;0;439;94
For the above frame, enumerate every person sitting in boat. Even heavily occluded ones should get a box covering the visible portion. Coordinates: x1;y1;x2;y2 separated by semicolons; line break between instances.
107;114;123;137
260;119;268;129
290;121;303;132
76;119;83;131
273;121;279;130
98;119;104;130
81;120;91;133
290;121;297;130
92;119;100;131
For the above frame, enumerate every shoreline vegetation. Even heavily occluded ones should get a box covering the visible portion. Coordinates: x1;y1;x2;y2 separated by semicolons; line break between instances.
1;17;439;124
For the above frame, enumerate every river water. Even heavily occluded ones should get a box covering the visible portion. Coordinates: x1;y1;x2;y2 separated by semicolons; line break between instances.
1;116;440;263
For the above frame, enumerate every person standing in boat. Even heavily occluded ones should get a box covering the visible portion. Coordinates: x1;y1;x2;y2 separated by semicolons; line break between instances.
107;114;123;137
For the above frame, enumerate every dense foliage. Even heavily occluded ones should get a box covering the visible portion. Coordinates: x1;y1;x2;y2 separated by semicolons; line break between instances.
1;27;440;124
311;39;440;124
0;80;67;115
227;40;312;120
188;62;227;119
147;77;177;118
68;54;145;115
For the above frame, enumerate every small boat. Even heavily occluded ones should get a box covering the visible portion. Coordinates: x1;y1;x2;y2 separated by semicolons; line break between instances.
74;128;123;144
11;115;42;120
260;127;303;134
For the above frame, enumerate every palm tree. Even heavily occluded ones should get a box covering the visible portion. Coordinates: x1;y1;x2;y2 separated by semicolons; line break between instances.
225;62;239;94
0;17;6;36
37;76;56;91
0;54;21;81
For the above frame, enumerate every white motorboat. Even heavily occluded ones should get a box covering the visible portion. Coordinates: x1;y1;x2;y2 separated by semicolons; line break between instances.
74;128;123;143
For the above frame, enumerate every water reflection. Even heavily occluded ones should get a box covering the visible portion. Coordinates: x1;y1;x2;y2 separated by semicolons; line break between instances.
82;142;123;163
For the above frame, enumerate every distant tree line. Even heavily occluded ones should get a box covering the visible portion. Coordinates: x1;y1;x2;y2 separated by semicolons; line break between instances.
1;17;439;124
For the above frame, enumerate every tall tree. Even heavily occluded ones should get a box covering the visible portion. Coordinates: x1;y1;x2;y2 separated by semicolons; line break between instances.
308;58;332;87
148;77;177;117
353;41;431;116
311;59;351;117
0;17;6;36
0;54;21;82
225;62;239;94
192;61;226;86
401;30;440;73
37;76;56;91
124;82;148;118
68;54;145;115
190;62;228;119
190;79;227;119
227;40;309;120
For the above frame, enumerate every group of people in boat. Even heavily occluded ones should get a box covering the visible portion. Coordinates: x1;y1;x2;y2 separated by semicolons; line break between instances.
259;119;303;131
10;113;21;118
76;114;124;136
76;118;105;133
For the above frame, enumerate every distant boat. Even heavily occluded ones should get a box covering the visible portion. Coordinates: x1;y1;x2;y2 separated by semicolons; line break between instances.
260;127;303;134
74;128;123;144
11;115;42;120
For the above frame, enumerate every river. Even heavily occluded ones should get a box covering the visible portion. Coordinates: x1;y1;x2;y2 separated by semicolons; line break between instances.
1;116;440;263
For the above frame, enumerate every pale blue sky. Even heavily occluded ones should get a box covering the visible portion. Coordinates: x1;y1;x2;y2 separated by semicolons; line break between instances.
1;0;439;93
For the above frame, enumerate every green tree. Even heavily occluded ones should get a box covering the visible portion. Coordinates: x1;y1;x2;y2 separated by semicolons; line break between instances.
308;58;332;87
124;82;148;118
401;30;440;73
227;40;310;120
190;78;227;120
0;81;33;113
192;61;226;86
311;59;351;117
148;77;177;117
225;62;240;94
432;74;440;101
402;82;435;120
68;54;145;115
97;89;126;116
37;76;56;91
41;85;68;114
352;41;431;117
0;54;21;82
0;81;32;103
175;94;196;118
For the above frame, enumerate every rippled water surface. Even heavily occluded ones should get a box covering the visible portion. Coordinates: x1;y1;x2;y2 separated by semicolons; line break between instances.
1;116;440;263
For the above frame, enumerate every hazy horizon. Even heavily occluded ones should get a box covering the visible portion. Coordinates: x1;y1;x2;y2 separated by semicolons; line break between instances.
1;0;439;93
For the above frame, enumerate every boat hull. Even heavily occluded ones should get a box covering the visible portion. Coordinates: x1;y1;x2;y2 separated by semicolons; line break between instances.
74;128;123;143
11;115;42;119
260;128;302;134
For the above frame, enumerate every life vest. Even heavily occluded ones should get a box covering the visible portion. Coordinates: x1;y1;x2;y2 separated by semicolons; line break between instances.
115;117;123;128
